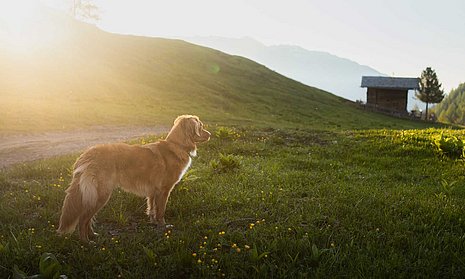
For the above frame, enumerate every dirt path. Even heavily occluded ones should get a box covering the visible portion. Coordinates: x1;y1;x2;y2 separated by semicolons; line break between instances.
0;126;169;169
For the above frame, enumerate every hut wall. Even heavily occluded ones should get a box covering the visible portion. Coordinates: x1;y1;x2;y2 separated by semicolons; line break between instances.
366;88;408;112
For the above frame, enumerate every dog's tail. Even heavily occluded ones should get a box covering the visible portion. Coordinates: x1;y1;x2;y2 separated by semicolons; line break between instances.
57;159;98;235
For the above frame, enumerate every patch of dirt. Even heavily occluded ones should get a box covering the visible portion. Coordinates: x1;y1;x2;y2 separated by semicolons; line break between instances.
0;126;169;169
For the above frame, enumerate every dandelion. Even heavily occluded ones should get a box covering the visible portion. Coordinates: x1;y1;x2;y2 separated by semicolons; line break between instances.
35;245;42;249
218;231;225;235
101;247;106;251
197;259;202;264
244;245;250;249
249;223;255;229
231;243;237;248
236;248;241;253
204;236;208;240
192;253;197;257
331;242;335;248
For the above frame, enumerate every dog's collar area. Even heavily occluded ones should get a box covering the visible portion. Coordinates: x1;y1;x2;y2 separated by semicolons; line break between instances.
189;149;197;157
165;139;197;158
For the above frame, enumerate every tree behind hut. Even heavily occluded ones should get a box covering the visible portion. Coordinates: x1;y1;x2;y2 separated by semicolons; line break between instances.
415;67;444;120
71;0;99;22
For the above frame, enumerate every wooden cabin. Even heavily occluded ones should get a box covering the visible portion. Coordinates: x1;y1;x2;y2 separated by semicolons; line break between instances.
361;76;419;112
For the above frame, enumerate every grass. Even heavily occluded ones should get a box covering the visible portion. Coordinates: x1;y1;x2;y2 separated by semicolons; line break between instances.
1;125;465;278
1;9;464;278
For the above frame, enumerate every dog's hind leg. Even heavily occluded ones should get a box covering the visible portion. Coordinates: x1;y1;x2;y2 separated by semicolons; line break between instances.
78;188;112;242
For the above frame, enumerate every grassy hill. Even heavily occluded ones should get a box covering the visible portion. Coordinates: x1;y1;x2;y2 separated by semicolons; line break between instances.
0;8;436;132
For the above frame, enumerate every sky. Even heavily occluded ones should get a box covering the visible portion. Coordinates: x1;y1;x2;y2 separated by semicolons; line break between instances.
36;0;465;93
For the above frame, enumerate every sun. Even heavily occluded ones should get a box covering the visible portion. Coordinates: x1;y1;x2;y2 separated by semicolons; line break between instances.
0;0;58;52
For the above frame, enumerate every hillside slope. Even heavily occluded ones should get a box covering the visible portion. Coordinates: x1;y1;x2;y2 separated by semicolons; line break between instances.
434;83;465;125
0;8;432;132
183;36;383;101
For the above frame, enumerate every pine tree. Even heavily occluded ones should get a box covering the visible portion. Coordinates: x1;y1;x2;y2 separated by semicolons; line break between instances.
415;67;445;120
436;83;465;124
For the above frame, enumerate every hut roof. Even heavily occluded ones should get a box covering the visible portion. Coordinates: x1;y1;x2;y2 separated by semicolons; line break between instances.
361;76;419;90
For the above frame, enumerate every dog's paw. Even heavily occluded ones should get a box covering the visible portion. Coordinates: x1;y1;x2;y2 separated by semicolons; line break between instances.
90;232;99;239
153;223;174;230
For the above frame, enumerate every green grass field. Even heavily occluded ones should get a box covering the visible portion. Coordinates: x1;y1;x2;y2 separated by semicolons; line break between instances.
2;11;465;278
1;125;464;278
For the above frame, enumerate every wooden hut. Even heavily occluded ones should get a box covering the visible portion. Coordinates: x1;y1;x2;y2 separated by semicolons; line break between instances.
361;76;419;112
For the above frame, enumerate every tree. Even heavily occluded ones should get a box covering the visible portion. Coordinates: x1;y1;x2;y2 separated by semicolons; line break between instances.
415;67;445;120
436;83;465;124
71;0;99;22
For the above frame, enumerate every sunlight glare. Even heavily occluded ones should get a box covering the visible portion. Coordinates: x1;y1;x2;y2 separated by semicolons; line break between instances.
0;0;58;52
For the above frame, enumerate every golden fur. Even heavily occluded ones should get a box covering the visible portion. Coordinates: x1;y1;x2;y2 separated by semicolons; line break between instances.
57;115;210;241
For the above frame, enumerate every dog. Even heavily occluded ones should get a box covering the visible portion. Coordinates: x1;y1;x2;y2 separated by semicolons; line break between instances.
57;115;211;241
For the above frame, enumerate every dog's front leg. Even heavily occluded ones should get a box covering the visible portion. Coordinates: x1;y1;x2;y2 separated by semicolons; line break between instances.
146;196;156;223
154;188;172;227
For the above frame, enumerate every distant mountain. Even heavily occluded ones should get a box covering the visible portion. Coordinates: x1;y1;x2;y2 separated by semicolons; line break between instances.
434;83;465;124
183;36;383;101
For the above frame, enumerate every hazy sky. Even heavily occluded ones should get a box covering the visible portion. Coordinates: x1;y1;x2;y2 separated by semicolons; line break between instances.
57;0;465;92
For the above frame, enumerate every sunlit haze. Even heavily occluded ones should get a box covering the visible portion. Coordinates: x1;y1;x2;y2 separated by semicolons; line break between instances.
90;0;464;93
3;0;464;92
0;0;65;52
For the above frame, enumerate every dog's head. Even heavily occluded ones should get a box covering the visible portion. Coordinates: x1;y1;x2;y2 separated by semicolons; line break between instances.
174;115;211;143
166;115;210;154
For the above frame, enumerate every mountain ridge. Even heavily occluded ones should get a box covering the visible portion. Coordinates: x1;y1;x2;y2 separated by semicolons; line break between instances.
183;36;383;101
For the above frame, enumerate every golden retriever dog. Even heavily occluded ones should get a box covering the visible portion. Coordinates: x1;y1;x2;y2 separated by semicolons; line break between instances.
57;115;210;242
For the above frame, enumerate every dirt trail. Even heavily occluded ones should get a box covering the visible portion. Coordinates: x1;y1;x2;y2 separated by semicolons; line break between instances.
0;126;168;169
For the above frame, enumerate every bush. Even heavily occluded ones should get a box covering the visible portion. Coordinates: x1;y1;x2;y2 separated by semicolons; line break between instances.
433;133;464;159
210;153;241;173
214;126;241;141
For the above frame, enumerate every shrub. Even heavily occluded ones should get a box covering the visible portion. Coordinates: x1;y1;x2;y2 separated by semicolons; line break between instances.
214;126;241;141
210;153;241;173
433;133;464;159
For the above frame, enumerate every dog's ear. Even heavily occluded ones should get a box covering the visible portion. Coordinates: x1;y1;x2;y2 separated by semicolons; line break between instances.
193;119;202;137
